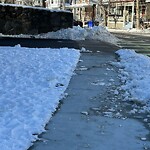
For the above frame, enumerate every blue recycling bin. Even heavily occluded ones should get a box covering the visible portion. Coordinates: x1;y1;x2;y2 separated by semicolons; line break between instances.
88;21;94;28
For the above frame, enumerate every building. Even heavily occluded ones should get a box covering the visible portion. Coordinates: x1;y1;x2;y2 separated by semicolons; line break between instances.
146;0;150;21
46;0;65;9
66;0;97;26
107;0;150;29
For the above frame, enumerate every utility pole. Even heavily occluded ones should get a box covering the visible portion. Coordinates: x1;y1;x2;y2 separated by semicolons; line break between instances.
62;0;65;10
72;0;76;20
136;0;140;29
131;1;134;28
98;0;107;26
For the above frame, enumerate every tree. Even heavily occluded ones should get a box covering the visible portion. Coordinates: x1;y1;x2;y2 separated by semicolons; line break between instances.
136;0;140;29
97;0;109;26
42;0;46;7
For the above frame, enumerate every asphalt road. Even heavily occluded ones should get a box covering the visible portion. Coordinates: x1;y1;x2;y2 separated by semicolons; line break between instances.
111;32;150;56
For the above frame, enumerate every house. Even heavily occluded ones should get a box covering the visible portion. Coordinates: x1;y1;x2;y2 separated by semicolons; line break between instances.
66;0;97;26
146;0;150;21
106;0;135;29
46;0;64;9
100;0;150;29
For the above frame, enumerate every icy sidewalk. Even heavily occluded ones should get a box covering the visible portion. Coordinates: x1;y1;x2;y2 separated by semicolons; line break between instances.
29;40;150;150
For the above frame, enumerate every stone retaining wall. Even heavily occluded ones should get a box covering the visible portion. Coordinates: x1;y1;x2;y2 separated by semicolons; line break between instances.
0;4;73;35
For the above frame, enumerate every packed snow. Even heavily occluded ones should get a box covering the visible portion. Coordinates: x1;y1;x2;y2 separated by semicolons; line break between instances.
114;49;150;112
0;46;80;150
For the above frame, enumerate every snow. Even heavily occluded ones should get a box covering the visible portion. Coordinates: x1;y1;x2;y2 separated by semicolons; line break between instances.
0;46;80;150
114;49;150;112
0;26;118;45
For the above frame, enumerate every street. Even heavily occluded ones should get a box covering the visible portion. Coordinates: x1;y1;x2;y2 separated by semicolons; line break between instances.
111;32;150;56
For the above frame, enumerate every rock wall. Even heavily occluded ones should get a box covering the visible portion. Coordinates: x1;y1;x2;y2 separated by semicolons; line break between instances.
0;4;73;35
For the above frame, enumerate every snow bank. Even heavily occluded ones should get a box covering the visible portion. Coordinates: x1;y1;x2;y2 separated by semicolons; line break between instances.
0;26;118;45
0;46;80;150
114;49;150;111
38;26;118;45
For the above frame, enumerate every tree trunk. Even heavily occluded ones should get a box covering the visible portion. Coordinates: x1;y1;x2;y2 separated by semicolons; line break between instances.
42;0;46;7
136;0;140;29
98;0;108;26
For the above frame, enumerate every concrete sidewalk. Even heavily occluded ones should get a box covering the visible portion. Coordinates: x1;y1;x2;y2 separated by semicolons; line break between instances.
29;40;150;150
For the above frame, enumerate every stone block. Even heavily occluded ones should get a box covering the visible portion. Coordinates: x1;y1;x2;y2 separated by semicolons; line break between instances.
0;4;73;35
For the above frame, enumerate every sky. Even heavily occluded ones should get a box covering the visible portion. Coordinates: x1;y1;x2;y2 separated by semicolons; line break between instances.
0;26;150;150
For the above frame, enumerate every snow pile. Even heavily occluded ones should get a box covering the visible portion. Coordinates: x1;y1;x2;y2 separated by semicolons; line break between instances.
38;26;87;40
114;49;150;111
38;26;118;45
0;46;80;150
0;26;118;45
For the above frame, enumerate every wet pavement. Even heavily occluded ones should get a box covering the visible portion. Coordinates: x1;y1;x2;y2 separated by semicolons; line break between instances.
25;40;150;150
111;32;150;56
